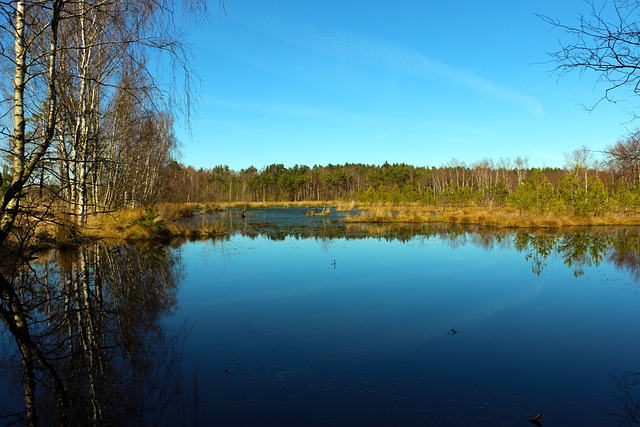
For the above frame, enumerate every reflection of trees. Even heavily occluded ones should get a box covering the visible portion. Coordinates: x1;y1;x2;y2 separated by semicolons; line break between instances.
557;231;611;278
609;229;640;283
470;228;510;251
437;226;467;249
603;371;640;426
0;269;67;425
0;242;196;426
512;230;616;278
230;211;640;282
514;232;555;275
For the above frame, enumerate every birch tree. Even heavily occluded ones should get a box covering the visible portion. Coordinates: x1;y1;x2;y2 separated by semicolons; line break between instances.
0;0;64;245
0;1;213;425
1;0;214;236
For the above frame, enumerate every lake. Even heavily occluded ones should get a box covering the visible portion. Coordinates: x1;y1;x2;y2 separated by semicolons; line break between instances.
1;207;640;426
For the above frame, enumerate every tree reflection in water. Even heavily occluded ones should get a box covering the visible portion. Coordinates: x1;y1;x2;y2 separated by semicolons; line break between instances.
3;221;640;425
228;218;640;283
0;242;202;426
511;227;640;280
609;229;640;283
602;371;640;426
345;223;640;283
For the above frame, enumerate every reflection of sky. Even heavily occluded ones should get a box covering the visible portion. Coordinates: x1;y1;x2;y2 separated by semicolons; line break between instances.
0;329;23;411
172;234;640;425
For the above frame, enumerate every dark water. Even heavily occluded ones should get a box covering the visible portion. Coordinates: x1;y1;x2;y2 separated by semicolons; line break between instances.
2;208;640;426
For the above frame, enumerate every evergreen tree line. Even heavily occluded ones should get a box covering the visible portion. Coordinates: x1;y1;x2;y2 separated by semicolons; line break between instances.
162;133;640;218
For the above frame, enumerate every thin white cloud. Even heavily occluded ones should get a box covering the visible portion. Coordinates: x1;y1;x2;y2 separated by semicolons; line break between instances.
417;55;544;115
203;96;380;123
232;10;545;115
343;36;544;115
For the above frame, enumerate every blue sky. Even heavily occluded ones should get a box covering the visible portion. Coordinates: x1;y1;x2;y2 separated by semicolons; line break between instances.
177;1;635;171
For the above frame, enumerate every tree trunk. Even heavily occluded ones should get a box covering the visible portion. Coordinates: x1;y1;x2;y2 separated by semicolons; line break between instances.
0;0;63;245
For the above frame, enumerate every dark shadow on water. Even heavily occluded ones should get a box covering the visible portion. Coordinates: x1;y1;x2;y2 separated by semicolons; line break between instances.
0;242;207;426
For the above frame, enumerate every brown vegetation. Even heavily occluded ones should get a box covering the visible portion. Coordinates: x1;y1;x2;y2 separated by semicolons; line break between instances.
71;200;640;243
344;203;640;228
93;204;231;240
11;198;640;249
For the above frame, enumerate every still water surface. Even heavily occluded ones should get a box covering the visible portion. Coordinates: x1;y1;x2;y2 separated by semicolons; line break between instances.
2;208;640;426
174;230;639;425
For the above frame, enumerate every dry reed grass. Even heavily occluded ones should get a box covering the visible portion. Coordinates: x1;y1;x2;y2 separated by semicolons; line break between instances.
335;200;357;212
345;204;640;228
157;203;199;220
165;221;227;239
59;201;640;244
84;209;144;239
83;204;231;241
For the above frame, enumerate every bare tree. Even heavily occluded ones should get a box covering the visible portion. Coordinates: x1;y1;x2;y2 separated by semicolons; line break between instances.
540;0;640;111
565;145;594;190
0;0;64;245
540;1;640;202
0;1;215;425
606;130;640;185
514;156;529;185
0;0;217;237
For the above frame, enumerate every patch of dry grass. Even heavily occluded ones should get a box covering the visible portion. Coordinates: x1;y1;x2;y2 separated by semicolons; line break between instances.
83;205;230;241
84;209;145;239
165;222;227;239
345;204;640;228
85;208;170;240
157;203;198;220
336;201;357;212
59;201;640;244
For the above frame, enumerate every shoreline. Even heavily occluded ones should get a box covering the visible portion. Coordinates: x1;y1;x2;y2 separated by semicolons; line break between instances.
12;201;640;253
341;204;640;228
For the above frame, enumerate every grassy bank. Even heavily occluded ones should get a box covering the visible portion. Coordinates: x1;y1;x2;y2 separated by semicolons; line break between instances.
81;201;352;241
81;203;231;241
21;200;640;251
344;203;640;227
81;201;640;240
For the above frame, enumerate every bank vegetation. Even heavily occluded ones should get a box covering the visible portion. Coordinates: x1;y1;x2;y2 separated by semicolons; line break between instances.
8;136;640;247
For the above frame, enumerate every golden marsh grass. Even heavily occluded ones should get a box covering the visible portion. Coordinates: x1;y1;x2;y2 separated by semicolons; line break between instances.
60;201;640;244
344;204;640;228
